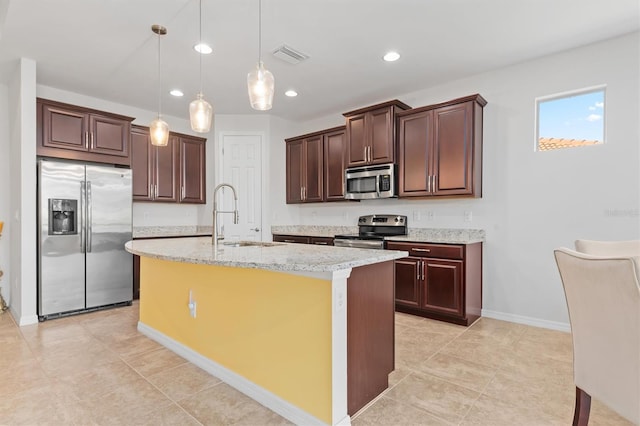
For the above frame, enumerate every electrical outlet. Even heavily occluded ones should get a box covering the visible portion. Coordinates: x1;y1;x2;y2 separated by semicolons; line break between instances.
464;211;473;222
188;289;197;318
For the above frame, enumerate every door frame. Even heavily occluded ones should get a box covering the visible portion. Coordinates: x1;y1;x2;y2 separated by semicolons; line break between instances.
216;131;267;241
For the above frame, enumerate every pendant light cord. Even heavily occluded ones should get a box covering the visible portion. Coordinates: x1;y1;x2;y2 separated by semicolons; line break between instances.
258;0;262;64
157;31;162;118
199;0;203;94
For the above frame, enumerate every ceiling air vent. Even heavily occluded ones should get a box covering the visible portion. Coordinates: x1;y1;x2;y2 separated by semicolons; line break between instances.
272;45;310;65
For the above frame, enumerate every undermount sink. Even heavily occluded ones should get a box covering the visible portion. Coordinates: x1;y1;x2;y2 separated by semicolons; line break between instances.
222;241;283;247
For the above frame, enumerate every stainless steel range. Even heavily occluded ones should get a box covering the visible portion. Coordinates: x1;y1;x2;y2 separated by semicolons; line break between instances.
334;214;408;249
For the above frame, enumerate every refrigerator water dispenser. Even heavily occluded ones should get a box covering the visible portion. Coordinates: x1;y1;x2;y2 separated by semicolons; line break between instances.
49;198;78;235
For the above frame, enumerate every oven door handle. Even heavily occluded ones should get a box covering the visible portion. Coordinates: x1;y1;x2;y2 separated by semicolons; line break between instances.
334;239;384;249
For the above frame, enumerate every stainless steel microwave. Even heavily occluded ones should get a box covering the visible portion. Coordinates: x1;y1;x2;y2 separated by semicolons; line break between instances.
344;163;397;200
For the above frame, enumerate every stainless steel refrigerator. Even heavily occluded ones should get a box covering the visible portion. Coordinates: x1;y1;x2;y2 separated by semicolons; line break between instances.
37;159;133;320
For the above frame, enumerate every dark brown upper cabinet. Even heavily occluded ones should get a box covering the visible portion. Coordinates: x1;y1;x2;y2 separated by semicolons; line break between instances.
286;134;324;204
323;127;347;201
37;98;133;166
397;94;486;198
131;126;206;204
286;126;346;204
343;100;410;167
177;135;206;204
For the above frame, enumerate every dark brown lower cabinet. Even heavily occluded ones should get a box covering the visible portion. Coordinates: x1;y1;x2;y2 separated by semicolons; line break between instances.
387;241;482;326
347;260;395;415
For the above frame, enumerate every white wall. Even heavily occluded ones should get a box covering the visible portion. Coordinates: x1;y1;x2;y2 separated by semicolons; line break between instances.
0;83;9;307
8;58;38;325
269;32;640;329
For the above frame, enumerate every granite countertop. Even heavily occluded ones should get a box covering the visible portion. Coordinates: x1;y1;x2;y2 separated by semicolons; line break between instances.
133;226;213;239
125;236;407;273
271;226;485;244
271;225;358;238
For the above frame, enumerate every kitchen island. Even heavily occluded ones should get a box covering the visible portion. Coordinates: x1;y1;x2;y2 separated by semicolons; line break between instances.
125;237;408;426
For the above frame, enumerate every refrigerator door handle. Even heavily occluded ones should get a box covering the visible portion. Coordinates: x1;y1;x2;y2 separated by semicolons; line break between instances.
87;181;92;253
80;181;86;253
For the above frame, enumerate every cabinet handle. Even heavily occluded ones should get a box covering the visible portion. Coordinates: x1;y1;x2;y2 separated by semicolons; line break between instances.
300;187;303;201
304;187;307;200
363;146;367;163
433;175;437;192
413;248;431;253
85;131;89;148
427;175;432;193
367;146;371;163
314;241;328;245
283;239;296;243
154;184;158;199
90;132;94;149
417;261;421;281
421;260;426;281
181;186;185;199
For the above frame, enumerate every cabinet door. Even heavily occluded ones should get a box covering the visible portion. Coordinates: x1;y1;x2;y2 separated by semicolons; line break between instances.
89;114;130;158
154;136;179;202
369;107;394;164
324;128;346;201
178;136;206;204
398;110;433;197
286;139;304;204
42;103;89;152
422;258;463;317
394;257;421;308
346;113;367;167
432;101;474;195
304;135;324;202
131;126;153;201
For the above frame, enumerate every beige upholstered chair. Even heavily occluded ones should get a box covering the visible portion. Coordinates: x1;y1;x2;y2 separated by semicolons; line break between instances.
554;248;640;425
575;239;640;257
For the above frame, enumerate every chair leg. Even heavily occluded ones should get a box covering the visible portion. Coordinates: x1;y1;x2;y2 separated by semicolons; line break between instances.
573;386;591;426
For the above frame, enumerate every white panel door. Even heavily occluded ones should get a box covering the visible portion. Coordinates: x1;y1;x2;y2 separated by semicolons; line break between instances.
220;133;263;241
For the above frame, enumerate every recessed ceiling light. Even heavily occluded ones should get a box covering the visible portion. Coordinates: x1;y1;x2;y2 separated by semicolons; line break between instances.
169;89;184;97
194;43;212;54
383;51;400;62
285;90;298;97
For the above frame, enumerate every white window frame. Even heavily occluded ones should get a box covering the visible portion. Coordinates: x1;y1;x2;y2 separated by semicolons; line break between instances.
534;84;607;152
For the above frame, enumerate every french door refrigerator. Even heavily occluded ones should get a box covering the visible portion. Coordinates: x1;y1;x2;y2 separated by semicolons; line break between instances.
38;159;133;320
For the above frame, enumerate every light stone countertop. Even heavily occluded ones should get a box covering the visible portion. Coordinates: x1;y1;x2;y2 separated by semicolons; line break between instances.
133;226;212;239
271;226;485;244
271;225;358;238
125;236;408;273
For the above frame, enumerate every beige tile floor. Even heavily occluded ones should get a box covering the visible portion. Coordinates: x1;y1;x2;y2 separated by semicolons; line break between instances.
0;303;632;426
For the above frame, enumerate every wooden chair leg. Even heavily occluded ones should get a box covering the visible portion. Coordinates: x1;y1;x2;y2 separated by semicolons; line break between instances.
573;386;591;426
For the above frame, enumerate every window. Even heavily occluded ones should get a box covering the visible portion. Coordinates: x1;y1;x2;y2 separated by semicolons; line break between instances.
535;86;606;151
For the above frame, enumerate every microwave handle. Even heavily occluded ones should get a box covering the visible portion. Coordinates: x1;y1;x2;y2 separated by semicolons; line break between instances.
376;174;380;197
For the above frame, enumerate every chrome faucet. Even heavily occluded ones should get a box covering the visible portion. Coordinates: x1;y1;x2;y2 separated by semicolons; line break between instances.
212;183;239;251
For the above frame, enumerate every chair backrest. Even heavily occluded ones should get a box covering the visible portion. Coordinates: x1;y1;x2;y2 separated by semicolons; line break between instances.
575;239;640;257
554;248;640;424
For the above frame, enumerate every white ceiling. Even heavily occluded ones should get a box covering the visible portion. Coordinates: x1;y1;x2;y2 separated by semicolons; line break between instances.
0;0;638;122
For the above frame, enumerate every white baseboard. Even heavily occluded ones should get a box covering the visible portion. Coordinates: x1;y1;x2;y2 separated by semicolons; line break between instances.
138;321;340;426
13;308;38;326
481;309;571;333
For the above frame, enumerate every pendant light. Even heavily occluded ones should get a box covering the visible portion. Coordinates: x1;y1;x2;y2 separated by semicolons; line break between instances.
247;0;274;111
189;0;213;132
150;24;169;146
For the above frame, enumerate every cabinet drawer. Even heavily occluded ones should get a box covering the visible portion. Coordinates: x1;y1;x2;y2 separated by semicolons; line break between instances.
386;241;463;260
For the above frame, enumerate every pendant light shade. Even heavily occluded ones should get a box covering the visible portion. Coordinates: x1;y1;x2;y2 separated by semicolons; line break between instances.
150;118;170;147
189;0;214;132
150;24;169;146
189;94;213;132
247;61;274;111
247;0;274;111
